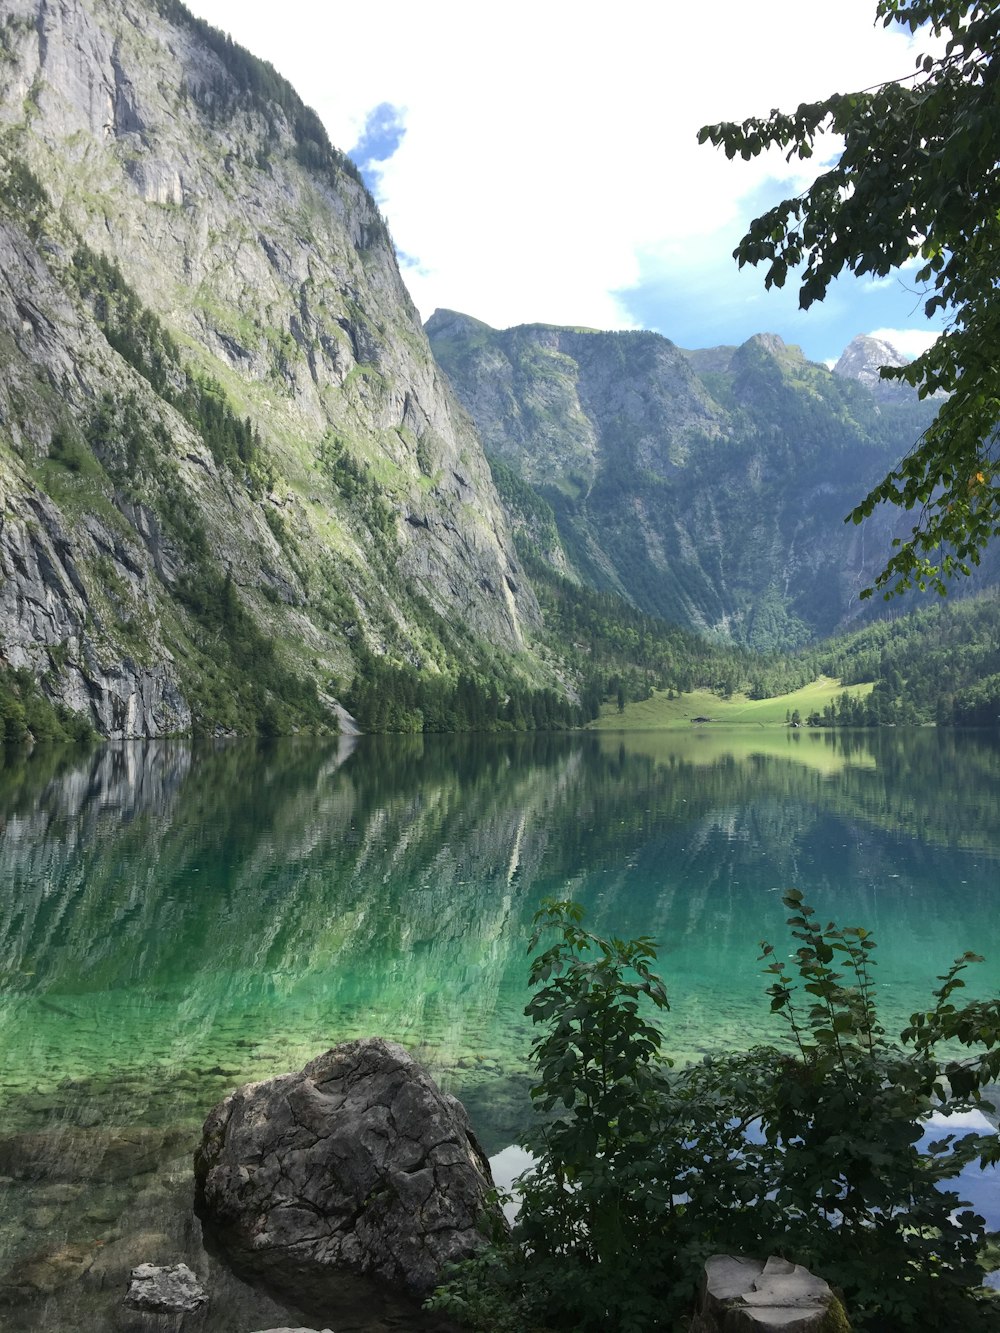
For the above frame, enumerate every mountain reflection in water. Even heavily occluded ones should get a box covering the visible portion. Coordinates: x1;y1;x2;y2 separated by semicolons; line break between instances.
0;729;997;1329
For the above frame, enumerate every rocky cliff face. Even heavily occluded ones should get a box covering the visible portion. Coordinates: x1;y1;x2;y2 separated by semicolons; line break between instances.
425;309;723;494
832;333;914;403
0;0;538;736
427;312;943;648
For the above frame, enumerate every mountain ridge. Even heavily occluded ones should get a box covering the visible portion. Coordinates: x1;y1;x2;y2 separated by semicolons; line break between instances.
0;0;552;736
425;310;967;649
0;1;990;739
832;333;916;402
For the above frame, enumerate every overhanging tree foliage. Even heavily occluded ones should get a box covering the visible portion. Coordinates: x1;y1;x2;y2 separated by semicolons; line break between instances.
698;0;1000;598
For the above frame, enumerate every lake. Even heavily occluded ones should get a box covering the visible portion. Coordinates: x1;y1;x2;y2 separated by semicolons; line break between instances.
0;727;998;1328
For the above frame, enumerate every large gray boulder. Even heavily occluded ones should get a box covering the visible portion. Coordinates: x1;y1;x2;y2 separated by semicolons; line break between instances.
194;1039;504;1305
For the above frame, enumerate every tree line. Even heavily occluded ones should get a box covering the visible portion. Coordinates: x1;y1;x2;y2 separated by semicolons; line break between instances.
344;651;600;734
813;593;1000;727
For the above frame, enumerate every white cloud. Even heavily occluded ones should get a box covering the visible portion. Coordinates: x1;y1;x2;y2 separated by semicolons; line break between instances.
183;0;940;346
867;327;942;359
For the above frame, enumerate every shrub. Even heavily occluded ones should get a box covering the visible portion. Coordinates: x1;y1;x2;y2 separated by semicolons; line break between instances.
429;895;1000;1332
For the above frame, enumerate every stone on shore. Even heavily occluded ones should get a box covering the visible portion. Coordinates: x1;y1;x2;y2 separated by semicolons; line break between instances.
692;1254;851;1332
195;1038;504;1306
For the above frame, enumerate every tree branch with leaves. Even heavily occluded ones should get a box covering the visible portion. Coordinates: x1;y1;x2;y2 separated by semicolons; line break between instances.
699;0;1000;598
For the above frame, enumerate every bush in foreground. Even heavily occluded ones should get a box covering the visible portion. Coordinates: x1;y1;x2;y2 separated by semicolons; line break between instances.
429;893;1000;1332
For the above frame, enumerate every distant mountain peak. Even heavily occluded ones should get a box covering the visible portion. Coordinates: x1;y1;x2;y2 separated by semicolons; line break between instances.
425;309;607;340
424;308;495;336
746;331;789;357
833;334;912;401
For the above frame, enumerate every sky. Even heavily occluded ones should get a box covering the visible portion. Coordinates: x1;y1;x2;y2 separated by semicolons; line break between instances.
184;0;946;365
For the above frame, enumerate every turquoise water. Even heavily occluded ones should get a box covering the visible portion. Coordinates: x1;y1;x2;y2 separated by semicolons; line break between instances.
0;728;998;1328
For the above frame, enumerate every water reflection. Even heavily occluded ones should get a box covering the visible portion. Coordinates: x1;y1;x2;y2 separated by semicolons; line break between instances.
1;731;999;1072
0;730;997;1327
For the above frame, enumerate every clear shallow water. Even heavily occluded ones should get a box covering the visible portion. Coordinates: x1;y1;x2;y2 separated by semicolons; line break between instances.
0;728;998;1328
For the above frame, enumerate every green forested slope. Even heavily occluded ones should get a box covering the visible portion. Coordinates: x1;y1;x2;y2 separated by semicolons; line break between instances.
428;312;981;650
0;0;554;739
816;592;1000;726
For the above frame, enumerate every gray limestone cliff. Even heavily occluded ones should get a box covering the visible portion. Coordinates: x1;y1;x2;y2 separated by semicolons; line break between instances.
0;0;539;736
832;333;914;403
427;312;944;648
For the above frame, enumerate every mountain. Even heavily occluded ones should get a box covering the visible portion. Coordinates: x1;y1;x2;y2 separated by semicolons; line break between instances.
0;0;544;737
832;333;916;403
2;0;993;741
426;311;955;649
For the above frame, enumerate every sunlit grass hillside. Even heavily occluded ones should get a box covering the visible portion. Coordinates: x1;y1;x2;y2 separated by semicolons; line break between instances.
591;675;874;730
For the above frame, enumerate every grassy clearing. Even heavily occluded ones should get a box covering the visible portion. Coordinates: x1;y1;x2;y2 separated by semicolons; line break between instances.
591;675;875;731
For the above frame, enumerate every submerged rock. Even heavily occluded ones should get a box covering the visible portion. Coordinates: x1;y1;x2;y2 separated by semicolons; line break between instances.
124;1262;208;1313
195;1038;504;1305
0;1125;193;1182
0;1241;96;1300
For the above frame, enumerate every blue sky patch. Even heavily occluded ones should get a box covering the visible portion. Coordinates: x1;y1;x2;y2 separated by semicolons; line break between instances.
349;102;406;194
